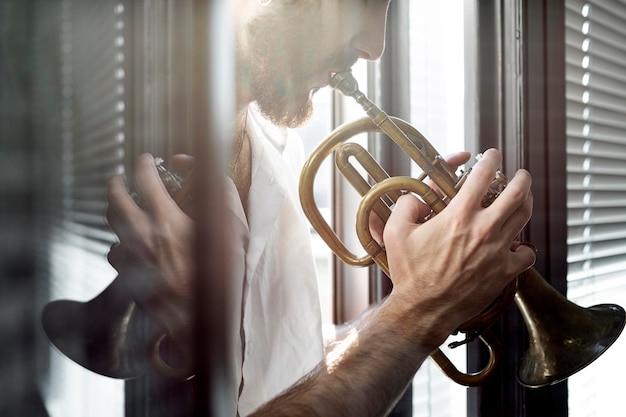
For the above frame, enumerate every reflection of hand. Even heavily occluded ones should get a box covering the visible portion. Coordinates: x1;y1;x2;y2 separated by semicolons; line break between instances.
382;148;535;350
106;153;195;351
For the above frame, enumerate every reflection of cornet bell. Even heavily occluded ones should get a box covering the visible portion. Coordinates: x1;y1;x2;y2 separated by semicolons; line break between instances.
41;276;148;379
42;275;195;380
299;69;625;387
516;268;625;388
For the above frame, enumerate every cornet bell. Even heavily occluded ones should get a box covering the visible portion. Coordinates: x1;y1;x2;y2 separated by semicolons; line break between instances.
516;268;626;388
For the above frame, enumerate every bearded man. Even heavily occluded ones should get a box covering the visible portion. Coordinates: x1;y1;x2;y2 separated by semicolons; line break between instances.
106;1;536;416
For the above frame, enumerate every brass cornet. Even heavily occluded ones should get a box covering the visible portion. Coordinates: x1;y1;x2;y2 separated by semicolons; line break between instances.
299;69;626;387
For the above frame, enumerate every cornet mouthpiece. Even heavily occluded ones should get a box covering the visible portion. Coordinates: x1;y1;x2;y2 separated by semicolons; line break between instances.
330;70;360;97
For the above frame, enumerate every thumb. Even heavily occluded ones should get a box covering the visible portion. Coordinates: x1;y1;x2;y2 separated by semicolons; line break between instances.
509;242;537;275
171;154;195;174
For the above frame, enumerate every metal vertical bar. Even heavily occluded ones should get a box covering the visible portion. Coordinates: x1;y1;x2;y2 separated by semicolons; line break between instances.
191;0;234;416
521;0;567;414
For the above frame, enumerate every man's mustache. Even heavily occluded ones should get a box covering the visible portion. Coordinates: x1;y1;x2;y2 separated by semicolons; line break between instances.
325;50;360;74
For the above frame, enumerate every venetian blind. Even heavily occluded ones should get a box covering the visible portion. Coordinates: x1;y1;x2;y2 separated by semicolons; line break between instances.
565;0;626;415
42;0;130;300
35;1;130;416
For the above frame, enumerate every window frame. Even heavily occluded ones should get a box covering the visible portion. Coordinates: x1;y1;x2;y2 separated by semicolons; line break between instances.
465;1;568;416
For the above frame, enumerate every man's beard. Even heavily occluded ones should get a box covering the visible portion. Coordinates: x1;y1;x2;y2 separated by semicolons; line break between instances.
249;64;314;129
241;4;320;128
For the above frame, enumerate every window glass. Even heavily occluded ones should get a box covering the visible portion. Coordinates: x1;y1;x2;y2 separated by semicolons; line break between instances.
298;87;335;329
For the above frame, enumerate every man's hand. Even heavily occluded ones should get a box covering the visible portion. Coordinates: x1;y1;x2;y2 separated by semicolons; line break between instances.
383;148;535;349
106;153;195;350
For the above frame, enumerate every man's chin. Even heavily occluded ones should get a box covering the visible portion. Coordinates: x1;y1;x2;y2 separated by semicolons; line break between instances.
256;99;314;129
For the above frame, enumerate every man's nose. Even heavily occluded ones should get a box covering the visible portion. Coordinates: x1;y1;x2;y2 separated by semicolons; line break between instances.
351;7;388;61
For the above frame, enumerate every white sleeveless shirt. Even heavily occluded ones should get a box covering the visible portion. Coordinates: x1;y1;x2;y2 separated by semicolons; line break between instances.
224;105;324;416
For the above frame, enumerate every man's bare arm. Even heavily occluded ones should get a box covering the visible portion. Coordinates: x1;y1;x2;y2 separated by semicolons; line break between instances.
251;292;448;417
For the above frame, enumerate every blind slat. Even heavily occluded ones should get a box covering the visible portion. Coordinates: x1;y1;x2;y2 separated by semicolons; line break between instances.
568;207;626;226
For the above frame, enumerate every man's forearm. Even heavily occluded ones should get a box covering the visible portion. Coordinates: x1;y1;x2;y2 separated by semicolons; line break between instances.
324;303;376;353
250;293;447;417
